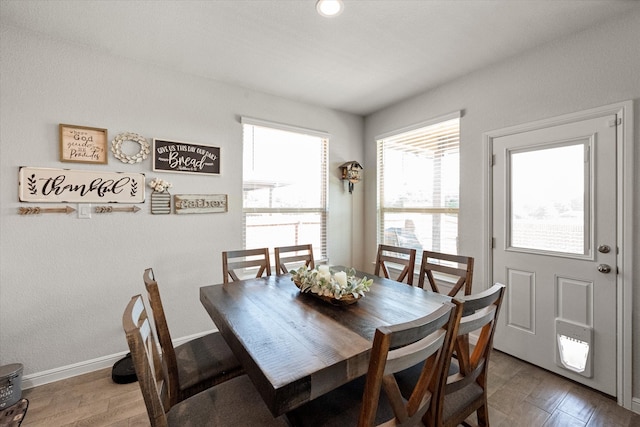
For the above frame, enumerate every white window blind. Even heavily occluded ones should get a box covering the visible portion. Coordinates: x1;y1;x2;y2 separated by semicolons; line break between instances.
377;115;460;255
242;120;328;262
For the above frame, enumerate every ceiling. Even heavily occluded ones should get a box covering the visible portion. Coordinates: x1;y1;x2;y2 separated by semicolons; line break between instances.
2;0;638;116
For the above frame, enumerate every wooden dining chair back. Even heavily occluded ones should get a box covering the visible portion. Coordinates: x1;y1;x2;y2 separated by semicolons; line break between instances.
123;294;173;425
143;268;243;406
222;247;271;283
274;244;315;275
374;244;417;285
286;301;462;427
418;251;474;296
359;300;462;427
434;283;506;427
123;294;288;427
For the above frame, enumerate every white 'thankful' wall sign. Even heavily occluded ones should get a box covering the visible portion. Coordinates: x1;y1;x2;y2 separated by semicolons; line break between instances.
19;167;145;203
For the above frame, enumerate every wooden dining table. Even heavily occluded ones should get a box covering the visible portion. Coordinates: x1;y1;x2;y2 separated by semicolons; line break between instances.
199;268;450;417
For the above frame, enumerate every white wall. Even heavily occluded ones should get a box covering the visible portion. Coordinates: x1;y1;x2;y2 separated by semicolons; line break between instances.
2;6;638;410
363;10;640;405
0;25;364;379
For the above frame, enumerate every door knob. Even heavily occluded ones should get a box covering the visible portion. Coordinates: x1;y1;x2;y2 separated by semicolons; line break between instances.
597;264;611;274
598;245;611;254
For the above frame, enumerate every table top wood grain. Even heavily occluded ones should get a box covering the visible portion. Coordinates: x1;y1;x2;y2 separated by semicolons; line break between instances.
199;268;450;416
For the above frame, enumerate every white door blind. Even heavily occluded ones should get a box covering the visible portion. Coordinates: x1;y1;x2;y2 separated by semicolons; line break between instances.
377;117;460;254
242;122;328;262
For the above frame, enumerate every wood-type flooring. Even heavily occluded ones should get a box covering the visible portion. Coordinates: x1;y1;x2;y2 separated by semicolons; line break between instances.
20;350;640;426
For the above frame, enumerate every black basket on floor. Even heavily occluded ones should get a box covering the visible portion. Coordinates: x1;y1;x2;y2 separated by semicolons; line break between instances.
112;353;137;384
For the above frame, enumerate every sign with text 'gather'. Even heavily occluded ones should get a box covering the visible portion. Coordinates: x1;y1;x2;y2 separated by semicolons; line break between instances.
174;194;227;214
19;167;145;203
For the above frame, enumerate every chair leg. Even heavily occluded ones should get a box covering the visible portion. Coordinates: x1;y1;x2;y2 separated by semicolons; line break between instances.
476;403;489;427
422;408;435;427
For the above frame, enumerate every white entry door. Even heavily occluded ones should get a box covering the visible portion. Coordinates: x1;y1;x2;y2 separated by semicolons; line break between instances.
491;114;618;396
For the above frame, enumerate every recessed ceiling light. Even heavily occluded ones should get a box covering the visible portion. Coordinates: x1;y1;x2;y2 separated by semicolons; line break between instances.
316;0;343;18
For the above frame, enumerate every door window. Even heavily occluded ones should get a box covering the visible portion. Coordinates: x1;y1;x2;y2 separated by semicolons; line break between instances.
509;141;589;256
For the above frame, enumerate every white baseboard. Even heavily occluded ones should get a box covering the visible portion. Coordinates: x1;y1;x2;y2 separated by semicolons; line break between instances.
22;351;128;390
632;397;640;415
21;330;213;390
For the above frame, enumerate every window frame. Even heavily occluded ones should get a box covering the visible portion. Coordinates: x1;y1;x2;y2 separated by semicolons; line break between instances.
376;111;461;261
241;117;329;262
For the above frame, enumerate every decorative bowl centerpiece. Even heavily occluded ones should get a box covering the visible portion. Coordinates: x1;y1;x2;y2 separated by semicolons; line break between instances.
291;265;373;305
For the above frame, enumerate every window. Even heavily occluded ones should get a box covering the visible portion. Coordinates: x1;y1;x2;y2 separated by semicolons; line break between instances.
510;143;586;255
242;118;328;261
377;113;460;256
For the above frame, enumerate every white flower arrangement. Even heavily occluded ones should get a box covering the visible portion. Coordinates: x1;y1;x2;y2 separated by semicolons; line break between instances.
148;178;172;193
291;265;373;301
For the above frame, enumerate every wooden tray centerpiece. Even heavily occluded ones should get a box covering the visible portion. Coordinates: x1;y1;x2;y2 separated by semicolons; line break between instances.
291;265;373;305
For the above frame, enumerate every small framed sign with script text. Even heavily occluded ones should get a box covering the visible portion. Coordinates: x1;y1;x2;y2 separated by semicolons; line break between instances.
59;124;108;164
153;139;220;175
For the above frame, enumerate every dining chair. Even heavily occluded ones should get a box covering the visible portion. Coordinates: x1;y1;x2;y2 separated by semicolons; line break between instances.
285;300;463;427
222;247;271;283
143;268;243;406
394;283;505;427
418;251;475;296
123;295;288;427
274;244;315;275
374;244;417;285
436;283;505;426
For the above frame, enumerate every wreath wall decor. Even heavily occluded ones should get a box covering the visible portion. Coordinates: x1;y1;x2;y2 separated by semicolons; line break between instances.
111;132;151;164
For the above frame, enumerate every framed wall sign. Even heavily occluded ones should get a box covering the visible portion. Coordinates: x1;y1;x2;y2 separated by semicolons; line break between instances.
59;124;108;164
153;139;220;175
19;166;145;203
174;194;228;214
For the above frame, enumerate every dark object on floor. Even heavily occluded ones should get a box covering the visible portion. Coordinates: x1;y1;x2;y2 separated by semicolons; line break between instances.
0;398;28;427
112;353;137;384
